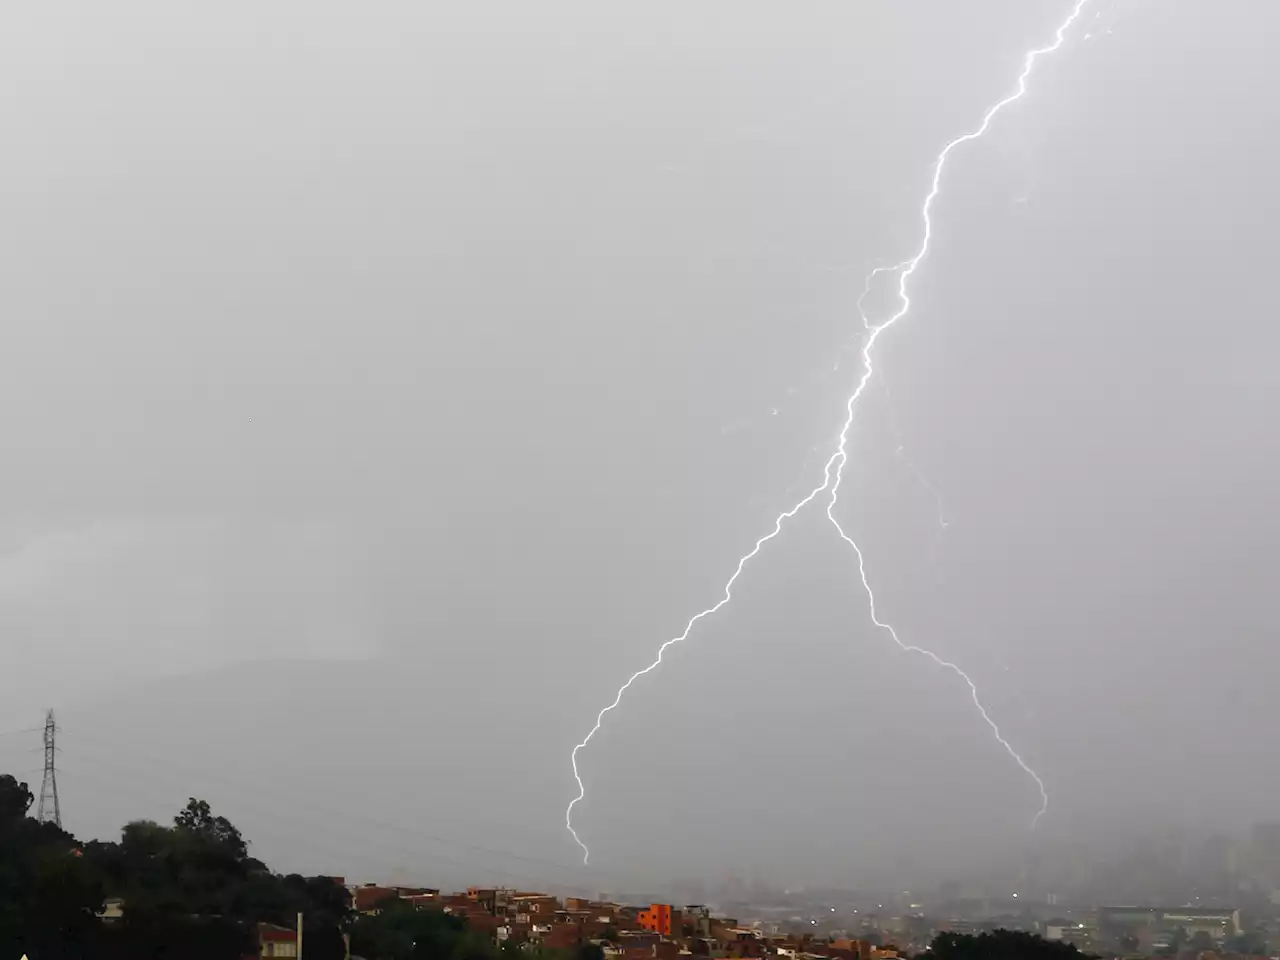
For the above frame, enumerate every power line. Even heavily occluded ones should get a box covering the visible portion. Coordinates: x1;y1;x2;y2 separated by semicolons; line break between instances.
0;725;43;738
62;724;597;874
58;757;485;885
59;727;636;888
59;749;621;893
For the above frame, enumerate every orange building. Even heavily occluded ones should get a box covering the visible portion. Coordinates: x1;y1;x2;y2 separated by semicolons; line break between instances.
637;904;682;938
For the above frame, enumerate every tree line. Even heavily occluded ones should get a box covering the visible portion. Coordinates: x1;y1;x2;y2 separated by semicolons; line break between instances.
0;771;553;960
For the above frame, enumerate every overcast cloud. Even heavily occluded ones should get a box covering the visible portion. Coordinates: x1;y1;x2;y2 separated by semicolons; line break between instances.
1;0;1276;893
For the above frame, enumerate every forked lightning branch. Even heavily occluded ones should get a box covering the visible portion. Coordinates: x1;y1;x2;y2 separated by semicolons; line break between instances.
567;0;1093;865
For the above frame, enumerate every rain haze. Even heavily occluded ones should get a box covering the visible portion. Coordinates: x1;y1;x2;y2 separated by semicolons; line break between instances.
1;0;1277;896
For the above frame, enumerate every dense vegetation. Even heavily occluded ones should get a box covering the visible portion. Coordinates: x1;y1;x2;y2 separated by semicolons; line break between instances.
1;771;492;959
925;930;1093;960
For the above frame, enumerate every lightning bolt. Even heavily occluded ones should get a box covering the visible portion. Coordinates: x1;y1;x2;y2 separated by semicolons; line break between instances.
567;0;1090;863
567;461;839;864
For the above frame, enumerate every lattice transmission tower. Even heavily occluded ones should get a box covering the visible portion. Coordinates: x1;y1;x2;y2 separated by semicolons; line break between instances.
37;709;61;829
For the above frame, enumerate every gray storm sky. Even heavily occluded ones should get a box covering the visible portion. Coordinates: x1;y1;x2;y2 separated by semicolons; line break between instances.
1;0;1276;892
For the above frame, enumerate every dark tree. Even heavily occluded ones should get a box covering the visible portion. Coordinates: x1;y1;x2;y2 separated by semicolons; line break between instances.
174;798;249;861
0;776;103;958
926;930;1094;960
0;780;475;960
0;775;34;823
349;901;484;960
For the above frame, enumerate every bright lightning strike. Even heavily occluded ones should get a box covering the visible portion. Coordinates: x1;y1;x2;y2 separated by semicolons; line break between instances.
566;458;839;863
567;0;1090;863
